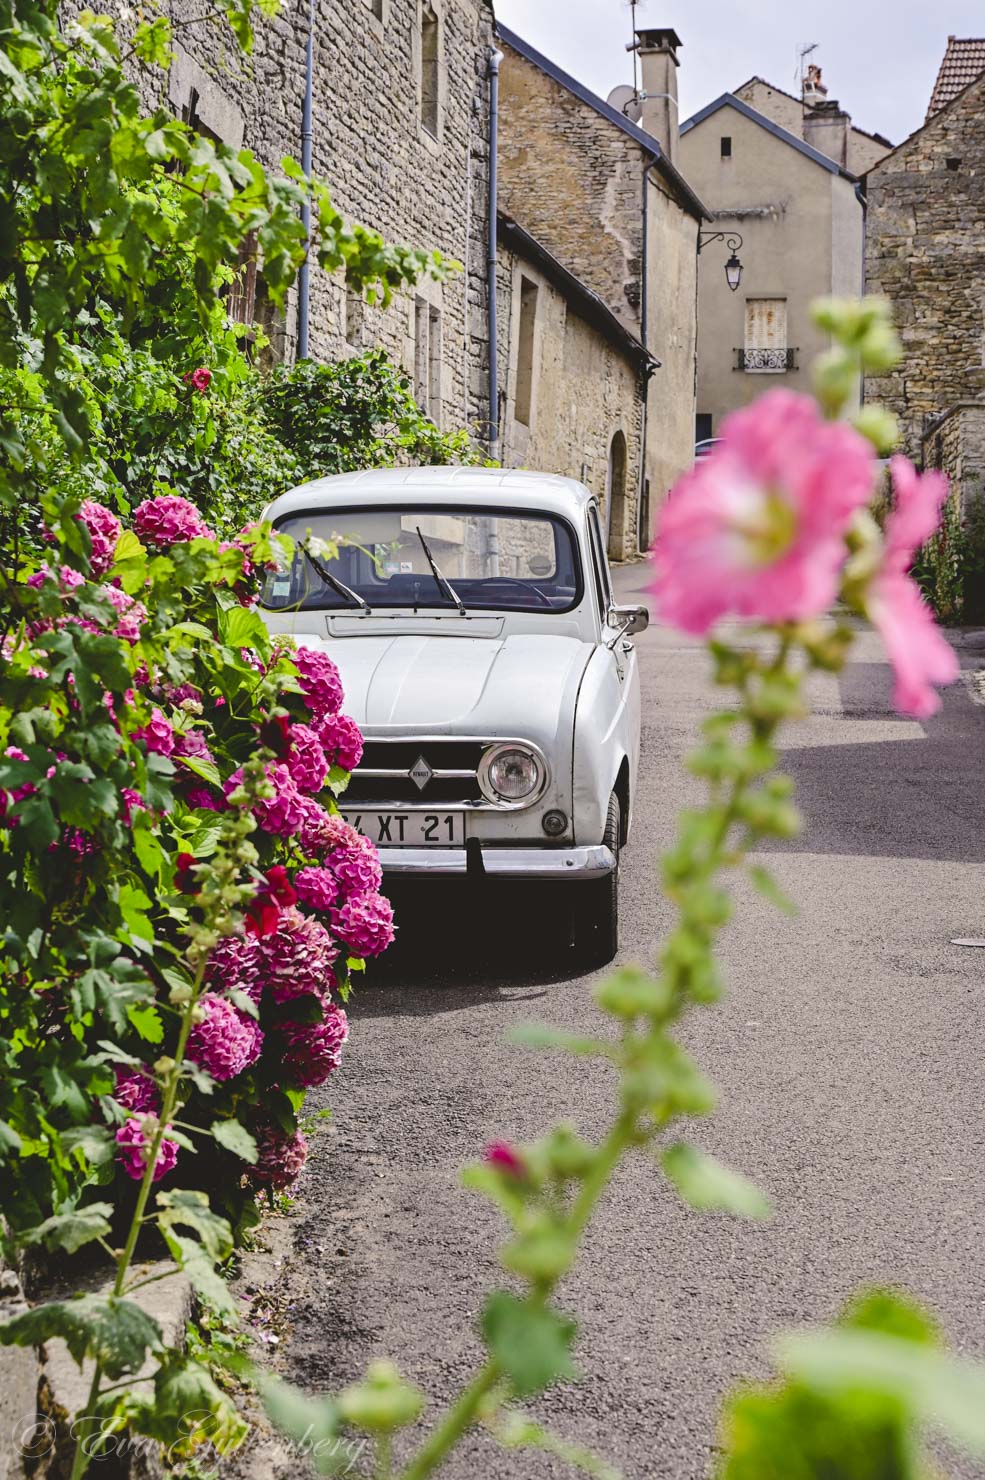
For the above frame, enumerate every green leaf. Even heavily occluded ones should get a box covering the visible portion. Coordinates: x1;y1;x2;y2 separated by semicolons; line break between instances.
210;1119;258;1163
60;1124;115;1167
748;864;797;917
218;605;270;654
509;1023;615;1057
0;1296;162;1379
258;1374;347;1474
126;1002;164;1044
21;1204;113;1255
481;1292;577;1397
117;882;154;945
156;1189;233;1261
175;753;222;789
491;1409;620;1478
661;1143;770;1219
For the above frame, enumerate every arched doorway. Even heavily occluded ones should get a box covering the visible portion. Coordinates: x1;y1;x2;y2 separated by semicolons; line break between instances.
606;430;628;562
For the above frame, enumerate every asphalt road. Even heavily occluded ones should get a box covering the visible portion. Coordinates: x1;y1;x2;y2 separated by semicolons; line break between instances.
232;564;985;1480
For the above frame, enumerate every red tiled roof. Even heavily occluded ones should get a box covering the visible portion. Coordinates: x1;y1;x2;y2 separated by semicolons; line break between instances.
927;36;985;118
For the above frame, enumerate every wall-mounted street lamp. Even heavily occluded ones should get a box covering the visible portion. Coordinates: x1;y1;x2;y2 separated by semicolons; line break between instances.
697;231;744;292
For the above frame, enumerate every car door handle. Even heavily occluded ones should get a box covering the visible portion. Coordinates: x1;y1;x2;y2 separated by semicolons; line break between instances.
621;640;633;656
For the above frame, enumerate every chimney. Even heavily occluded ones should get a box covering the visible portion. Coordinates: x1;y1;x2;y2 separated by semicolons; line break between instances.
803;99;851;169
635;27;681;166
801;62;827;107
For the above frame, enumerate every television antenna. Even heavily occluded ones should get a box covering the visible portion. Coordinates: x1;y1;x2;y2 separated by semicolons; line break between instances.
626;0;644;98
795;40;818;93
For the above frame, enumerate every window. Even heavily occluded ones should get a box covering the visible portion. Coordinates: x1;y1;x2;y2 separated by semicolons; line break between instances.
428;304;442;425
946;157;961;171
345;289;365;348
513;277;538;426
695;412;713;444
420;4;439;137
720;135;732;158
743;298;788;372
367;0;383;18
413;298;442;422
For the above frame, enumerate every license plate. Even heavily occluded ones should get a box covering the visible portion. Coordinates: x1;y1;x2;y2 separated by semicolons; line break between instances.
340;811;465;847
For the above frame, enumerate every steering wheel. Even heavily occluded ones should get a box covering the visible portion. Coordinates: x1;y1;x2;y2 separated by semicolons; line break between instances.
480;577;554;608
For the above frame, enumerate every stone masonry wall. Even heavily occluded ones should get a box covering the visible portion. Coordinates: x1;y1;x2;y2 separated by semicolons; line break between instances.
923;402;985;515
864;73;985;462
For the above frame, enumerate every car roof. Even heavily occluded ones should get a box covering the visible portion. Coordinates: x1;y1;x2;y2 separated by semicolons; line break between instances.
265;466;594;523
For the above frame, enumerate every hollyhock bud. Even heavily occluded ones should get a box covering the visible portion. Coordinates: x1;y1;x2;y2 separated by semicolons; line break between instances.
484;1141;526;1177
175;852;200;895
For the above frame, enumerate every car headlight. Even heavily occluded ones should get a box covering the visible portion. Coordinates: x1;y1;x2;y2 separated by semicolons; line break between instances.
479;744;547;804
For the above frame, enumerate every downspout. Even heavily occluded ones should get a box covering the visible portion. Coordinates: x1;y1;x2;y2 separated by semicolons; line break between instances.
296;0;316;360
487;47;503;463
637;159;658;552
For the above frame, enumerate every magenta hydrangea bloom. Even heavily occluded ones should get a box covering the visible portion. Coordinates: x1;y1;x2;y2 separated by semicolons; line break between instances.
173;728;213;763
317;712;363;773
296;799;358;858
115;1118;179;1182
121;788;145;824
224;762;305;837
288;723;329;794
255;906;338;1002
100;584;146;643
328;832;383;898
251;1125;308;1190
78;500;122;577
651;389;876;634
187;993;264;1081
294;866;339;912
133;495;212;547
183;786;223;811
27;564;86;594
205;932;264;1004
114;1066;158;1113
330;891;395;958
279;1001;349;1088
131;707;174;757
866;457;959;719
290;646;344;720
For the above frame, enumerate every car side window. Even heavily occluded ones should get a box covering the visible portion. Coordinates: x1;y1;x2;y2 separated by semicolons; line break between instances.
587;506;613;619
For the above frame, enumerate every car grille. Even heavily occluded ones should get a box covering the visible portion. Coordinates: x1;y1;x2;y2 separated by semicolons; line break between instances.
345;740;488;805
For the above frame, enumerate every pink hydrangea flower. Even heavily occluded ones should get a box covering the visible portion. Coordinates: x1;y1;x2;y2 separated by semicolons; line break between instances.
651;390;876;634
78;500;122;577
279;1001;349;1088
183;786;224;811
131;707;174;756
187;993;263;1081
290;646;344;719
250;1125;308;1190
4;746;36;803
121;788;146;824
255;906;338;1001
294;866;339;912
866;457;959;719
114;1066;158;1113
173;728;213;763
328;832;383;898
330;891;395;958
100;584;147;643
133;495;212;547
224;762;305;837
317;712;363;773
163;682;203;709
115;1118;179;1182
288;723;329;794
205;932;263;1004
296;800;358;858
27;564;85;594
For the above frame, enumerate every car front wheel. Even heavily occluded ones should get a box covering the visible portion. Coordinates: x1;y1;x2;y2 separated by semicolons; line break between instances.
570;792;620;971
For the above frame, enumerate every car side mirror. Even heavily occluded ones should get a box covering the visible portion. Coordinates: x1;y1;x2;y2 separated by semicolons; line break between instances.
609;604;649;637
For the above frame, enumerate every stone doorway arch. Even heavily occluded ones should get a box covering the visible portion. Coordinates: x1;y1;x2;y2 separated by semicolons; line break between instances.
606;429;628;562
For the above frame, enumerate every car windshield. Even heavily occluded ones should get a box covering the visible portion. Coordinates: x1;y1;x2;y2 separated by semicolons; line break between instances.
263;505;582;613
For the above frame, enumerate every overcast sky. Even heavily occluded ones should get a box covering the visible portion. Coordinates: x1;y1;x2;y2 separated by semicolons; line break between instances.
494;0;984;146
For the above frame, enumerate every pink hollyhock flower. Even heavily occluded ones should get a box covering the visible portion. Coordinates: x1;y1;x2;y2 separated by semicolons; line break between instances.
279;1001;349;1088
100;584;146;643
183;366;212;394
484;1141;526;1177
115;1118;179;1182
133;495;211;547
258;713;292;759
294;866;339;912
27;564;85;594
205;932;263;1004
131;707;174;757
255;906;338;1001
866;457;959;719
187;993;263;1081
296;799;358;858
244;864;298;938
77;500;122;577
316;712;363;773
287;723;329;794
328;832;383;898
225;762;305;837
114;1066;158;1113
290;646;344;719
174;852;201;895
250;1125;308;1190
651;390;876;634
330;891;395;958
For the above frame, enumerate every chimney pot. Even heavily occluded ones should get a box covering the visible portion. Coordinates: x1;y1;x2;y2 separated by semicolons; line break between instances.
635;26;682;164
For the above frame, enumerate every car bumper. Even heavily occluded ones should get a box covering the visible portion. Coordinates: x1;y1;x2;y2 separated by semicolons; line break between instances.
375;844;616;879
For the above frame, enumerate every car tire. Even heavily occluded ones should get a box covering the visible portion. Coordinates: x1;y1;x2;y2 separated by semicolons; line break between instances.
570;792;620;971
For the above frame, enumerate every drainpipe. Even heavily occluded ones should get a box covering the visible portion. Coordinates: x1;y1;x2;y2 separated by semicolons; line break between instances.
296;0;316;360
487;47;503;463
637;159;658;551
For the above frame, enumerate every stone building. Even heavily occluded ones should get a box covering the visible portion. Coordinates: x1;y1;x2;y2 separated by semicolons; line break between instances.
679;72;890;441
864;41;985;507
495;23;707;555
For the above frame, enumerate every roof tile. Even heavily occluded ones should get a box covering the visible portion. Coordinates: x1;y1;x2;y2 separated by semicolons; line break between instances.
927;37;985;118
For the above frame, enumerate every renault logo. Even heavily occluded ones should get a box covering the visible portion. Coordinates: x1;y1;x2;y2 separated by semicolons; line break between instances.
409;755;433;791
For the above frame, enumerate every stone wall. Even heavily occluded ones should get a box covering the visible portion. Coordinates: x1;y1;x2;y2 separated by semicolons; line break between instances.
103;0;495;440
864;73;985;461
922;402;985;514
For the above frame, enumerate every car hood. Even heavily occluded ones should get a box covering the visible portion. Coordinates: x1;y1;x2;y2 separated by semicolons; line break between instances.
293;632;593;746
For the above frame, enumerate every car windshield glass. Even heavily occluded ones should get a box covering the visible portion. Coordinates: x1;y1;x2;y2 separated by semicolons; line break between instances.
263;505;581;613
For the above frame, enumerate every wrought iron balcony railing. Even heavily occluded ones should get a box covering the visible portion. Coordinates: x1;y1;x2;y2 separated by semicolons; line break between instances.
734;347;798;372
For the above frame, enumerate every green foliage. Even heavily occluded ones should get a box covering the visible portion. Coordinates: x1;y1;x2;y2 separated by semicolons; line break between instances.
912;491;985;625
660;1143;770;1219
0;1295;162;1379
481;1292;577;1397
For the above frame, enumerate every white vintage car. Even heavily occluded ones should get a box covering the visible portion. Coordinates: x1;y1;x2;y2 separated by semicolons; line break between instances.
261;467;646;967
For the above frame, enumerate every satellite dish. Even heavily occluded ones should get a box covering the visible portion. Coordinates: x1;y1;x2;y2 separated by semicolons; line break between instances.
607;84;642;123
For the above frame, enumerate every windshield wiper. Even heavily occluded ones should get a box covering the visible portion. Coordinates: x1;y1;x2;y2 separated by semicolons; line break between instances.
415;525;467;616
301;548;370;612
